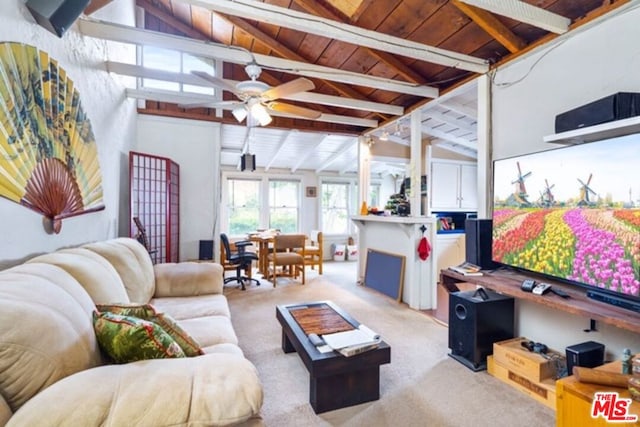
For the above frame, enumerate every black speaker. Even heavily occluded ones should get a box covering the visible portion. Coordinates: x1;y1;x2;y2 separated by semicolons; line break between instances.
198;240;214;260
565;341;605;375
448;288;514;371
26;0;91;37
241;153;255;171
555;92;640;133
465;219;495;269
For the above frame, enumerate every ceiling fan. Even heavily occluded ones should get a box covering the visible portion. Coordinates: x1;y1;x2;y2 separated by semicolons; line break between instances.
191;62;322;126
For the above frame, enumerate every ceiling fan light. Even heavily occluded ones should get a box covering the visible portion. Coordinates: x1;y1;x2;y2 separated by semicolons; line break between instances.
232;106;248;122
250;102;272;126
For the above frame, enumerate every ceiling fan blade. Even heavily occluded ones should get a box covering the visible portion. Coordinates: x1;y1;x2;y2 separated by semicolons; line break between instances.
178;100;243;110
191;71;239;95
267;102;322;120
262;77;315;101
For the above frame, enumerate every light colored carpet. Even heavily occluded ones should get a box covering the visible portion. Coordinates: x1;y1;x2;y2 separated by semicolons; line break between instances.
224;262;555;427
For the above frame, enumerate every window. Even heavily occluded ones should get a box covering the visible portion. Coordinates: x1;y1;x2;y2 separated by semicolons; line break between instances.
370;183;381;208
141;46;214;95
227;179;261;235
321;182;350;234
269;180;299;233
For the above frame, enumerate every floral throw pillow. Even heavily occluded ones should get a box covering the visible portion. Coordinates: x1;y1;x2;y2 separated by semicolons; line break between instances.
96;303;204;357
96;302;157;319
93;311;185;363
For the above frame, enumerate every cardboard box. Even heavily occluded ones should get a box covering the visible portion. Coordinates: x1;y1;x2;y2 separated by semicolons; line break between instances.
487;356;557;410
493;337;565;382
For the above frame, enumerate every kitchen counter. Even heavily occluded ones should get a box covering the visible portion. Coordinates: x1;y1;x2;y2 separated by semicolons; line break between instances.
351;215;438;310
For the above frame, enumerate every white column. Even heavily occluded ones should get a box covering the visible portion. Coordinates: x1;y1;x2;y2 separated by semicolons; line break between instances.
358;135;371;210
409;110;423;216
477;74;492;218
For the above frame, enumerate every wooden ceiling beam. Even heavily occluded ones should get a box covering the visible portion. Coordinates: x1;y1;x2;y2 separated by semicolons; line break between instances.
125;88;378;127
84;0;114;15
293;0;427;84
456;0;570;34
79;18;435;97
107;61;402;114
174;0;489;73
452;0;526;54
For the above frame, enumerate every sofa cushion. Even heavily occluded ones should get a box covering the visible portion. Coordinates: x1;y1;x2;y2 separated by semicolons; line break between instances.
6;354;264;427
177;315;239;348
26;248;129;304
96;303;204;357
153;262;224;297
93;312;185;363
150;294;231;320
201;342;245;357
0;264;102;412
83;238;156;303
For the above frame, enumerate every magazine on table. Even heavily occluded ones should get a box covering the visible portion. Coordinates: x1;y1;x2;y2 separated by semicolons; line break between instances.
322;324;381;356
448;261;483;276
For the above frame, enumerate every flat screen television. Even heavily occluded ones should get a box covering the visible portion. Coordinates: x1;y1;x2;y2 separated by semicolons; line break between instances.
491;133;640;312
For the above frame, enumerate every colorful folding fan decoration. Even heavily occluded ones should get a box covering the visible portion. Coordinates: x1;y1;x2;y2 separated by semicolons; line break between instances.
0;42;104;233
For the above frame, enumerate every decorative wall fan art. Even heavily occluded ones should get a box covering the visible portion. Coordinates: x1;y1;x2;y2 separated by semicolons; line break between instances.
0;42;104;233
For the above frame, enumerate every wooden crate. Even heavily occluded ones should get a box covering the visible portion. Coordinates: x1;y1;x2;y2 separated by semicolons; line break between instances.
493;337;565;382
488;355;557;410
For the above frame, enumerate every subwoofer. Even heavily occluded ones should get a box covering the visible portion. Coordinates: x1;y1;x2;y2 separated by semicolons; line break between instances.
448;289;514;371
198;240;214;261
26;0;91;37
465;218;495;269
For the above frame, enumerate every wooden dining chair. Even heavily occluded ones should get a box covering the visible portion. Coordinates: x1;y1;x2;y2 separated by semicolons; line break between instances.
267;234;306;286
298;230;323;274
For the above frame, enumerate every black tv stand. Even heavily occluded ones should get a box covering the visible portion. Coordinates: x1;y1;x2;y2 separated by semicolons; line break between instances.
587;290;640;314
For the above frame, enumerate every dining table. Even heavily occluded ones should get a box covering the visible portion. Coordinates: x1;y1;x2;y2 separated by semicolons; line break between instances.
248;231;277;277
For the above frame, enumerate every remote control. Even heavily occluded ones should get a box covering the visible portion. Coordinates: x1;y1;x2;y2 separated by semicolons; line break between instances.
551;288;570;299
308;333;325;347
521;279;536;292
532;282;552;295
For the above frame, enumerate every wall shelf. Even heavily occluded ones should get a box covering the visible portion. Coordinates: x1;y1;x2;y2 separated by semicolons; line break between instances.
440;269;640;334
543;115;640;145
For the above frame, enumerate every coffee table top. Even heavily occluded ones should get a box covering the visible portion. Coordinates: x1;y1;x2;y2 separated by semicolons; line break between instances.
276;301;390;374
288;303;355;336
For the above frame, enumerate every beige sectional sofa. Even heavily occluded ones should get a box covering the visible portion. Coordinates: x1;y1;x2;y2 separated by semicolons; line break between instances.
0;238;263;426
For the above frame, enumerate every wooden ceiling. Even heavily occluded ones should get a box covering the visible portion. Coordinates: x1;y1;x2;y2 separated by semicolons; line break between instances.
85;0;628;135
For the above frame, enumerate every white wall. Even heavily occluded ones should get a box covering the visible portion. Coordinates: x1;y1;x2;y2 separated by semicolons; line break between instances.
0;1;137;266
136;115;220;261
490;4;640;357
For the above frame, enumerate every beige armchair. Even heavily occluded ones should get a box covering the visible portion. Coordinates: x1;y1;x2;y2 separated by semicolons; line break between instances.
267;234;306;286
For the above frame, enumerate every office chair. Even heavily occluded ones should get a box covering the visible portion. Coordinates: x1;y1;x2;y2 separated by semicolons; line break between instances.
220;233;260;290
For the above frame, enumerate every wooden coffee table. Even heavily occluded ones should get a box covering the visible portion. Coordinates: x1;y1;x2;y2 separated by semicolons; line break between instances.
275;301;391;413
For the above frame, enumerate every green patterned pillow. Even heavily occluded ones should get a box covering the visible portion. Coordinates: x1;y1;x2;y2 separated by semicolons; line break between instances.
150;312;205;357
93;311;186;363
96;303;157;319
96;303;204;357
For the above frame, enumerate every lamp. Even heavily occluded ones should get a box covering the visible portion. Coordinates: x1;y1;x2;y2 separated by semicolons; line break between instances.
247;98;272;126
232;106;248;123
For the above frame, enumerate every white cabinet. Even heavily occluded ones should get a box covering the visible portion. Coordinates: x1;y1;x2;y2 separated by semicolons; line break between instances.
436;233;466;281
430;161;477;211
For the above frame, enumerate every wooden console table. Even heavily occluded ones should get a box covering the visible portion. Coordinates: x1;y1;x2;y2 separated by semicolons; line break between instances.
440;269;640;334
556;361;639;426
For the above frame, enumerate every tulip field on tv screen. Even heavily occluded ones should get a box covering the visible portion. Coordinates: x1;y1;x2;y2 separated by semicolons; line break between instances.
492;134;640;299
